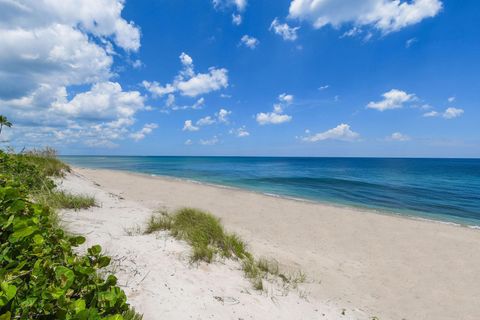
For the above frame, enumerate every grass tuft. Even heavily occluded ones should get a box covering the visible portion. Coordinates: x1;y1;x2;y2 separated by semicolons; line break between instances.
145;208;249;263
145;207;307;291
35;190;96;211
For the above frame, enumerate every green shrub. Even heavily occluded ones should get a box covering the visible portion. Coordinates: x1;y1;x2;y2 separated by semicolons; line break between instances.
0;149;141;319
0;181;137;319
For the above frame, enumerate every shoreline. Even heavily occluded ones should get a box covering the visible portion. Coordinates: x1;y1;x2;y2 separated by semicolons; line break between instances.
72;165;480;230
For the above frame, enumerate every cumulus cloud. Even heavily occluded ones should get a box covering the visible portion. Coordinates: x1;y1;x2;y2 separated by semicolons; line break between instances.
270;18;300;41
0;0;147;148
216;108;232;123
213;0;247;11
143;53;228;110
301;124;360;142
423;107;464;119
192;109;232;128
367;89;417;111
240;35;259;49
196;116;216;126
256;113;292;125
278;93;294;104
183;120;199;132
232;13;242;25
423;111;439;117
288;0;443;34
230;126;250;137
387;132;411;141
256;94;294;125
443;107;464;119
130;123;158;141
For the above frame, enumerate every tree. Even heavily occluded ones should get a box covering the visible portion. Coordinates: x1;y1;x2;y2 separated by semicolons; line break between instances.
0;115;12;136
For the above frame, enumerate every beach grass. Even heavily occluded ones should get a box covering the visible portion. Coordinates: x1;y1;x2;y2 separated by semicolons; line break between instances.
145;208;250;263
35;190;96;211
145;207;306;290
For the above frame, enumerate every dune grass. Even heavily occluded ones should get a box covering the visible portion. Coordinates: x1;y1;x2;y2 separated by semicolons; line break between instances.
145;208;250;263
145;208;306;291
35;190;96;211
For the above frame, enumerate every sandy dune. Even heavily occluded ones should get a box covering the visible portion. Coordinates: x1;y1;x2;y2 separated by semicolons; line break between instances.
62;168;480;320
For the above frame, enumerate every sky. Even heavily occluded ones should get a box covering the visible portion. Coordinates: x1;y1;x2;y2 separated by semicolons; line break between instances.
0;0;479;157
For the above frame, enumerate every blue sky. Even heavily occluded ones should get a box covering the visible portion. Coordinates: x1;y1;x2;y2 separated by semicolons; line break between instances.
0;0;479;157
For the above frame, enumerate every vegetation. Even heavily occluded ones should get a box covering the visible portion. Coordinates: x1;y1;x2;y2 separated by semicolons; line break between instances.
145;208;250;263
0;144;140;319
145;208;306;291
0;116;12;136
35;191;96;211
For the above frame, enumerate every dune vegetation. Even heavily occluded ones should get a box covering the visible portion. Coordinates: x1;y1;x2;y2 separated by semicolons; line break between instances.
0;147;141;319
145;208;306;291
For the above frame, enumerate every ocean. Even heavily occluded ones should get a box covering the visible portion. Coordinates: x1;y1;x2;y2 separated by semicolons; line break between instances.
61;156;480;226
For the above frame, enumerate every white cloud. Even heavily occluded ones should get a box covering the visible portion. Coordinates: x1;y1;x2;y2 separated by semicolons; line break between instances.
423;111;439;117
278;93;294;104
301;123;360;142
256;112;292;125
183;120;199;132
0;0;140;51
200;136;220;146
216;109;232;123
232;13;242;25
130;123;158;141
184;139;193;145
230;126;250;137
367;89;417;111
213;0;247;11
144;53;228;100
289;0;443;34
423;107;464;119
240;35;259;49
270;18;300;41
177;68;228;97
387;132;411;141
341;27;362;38
443;107;464;119
196;116;216;126
256;94;294;125
406;37;418;48
0;0;147;148
318;85;330;90
448;96;456;103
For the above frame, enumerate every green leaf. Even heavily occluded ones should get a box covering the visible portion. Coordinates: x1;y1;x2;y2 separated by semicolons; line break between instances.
55;266;75;290
33;234;44;245
0;282;17;301
0;311;11;320
96;256;111;268
9;226;38;242
69;236;86;246
88;245;102;256
71;299;86;313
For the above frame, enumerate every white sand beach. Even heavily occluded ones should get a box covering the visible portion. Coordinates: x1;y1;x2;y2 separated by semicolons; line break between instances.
60;167;480;320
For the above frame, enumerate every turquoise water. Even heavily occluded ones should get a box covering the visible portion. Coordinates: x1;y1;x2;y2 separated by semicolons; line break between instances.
61;156;480;226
